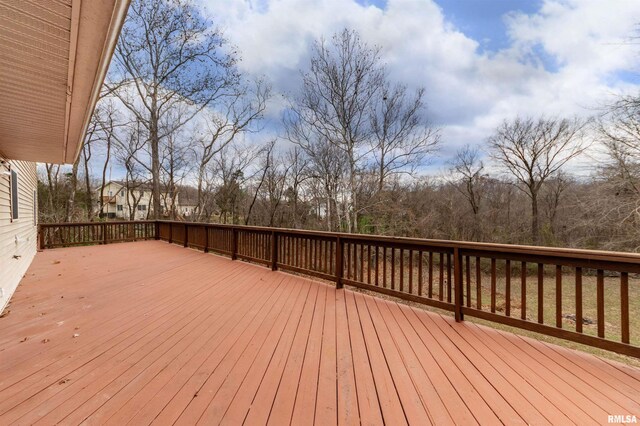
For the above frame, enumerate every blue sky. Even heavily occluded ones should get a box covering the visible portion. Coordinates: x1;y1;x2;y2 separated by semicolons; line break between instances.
435;0;542;51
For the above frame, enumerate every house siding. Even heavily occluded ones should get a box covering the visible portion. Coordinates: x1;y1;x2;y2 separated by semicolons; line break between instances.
0;159;37;313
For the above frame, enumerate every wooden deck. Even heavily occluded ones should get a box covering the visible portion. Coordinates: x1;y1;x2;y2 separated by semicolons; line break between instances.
0;241;638;425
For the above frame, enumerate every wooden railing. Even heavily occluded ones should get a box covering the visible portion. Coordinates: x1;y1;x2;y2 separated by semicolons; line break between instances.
39;220;640;358
39;221;156;249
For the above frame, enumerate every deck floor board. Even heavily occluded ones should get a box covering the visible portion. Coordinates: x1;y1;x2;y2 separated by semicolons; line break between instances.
0;241;638;425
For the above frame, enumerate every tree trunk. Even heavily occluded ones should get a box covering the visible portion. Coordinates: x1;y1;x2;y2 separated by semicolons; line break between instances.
531;191;539;245
99;137;111;219
82;145;93;220
150;110;161;220
65;159;79;222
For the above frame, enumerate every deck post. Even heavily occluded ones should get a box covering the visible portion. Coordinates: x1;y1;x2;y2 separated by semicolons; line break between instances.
184;223;189;248
168;222;173;244
271;231;278;271
203;225;209;253
38;225;44;250
454;247;464;322
102;223;107;245
231;227;238;260
155;221;160;240
336;235;343;289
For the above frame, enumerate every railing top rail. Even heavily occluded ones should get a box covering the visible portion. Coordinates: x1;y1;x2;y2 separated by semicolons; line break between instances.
155;220;640;265
40;220;640;265
41;221;156;226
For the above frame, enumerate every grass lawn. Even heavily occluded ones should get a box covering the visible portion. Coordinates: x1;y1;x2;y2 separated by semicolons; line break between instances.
348;254;640;367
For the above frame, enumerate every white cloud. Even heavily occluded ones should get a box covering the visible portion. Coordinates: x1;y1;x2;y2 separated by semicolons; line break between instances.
196;0;640;171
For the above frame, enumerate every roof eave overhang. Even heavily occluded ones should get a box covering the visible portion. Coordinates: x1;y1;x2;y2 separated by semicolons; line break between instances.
63;0;130;164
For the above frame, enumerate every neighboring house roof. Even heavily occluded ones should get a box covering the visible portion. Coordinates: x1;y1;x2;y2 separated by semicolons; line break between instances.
99;181;157;193
98;181;201;208
0;0;131;164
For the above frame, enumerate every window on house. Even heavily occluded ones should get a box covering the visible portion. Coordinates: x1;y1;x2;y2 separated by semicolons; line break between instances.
109;191;113;196
138;204;147;211
120;190;124;196
10;169;18;220
117;204;123;211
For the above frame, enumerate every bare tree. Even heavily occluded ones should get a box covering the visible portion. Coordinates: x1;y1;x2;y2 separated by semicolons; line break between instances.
81;133;95;220
542;171;572;241
245;140;277;225
598;94;640;159
449;144;485;240
107;0;240;219
91;101;122;219
488;116;588;244
194;80;270;220
290;28;385;232
370;83;440;192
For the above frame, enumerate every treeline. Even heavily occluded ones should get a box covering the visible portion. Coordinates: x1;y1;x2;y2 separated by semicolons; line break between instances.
39;0;640;253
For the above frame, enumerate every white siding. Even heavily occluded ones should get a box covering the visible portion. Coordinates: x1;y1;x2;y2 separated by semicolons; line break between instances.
0;159;37;313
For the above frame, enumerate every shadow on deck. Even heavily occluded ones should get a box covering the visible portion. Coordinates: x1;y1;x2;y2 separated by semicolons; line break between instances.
0;241;638;425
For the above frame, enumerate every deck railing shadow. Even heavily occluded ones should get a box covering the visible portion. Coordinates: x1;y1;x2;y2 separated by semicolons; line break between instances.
39;220;640;358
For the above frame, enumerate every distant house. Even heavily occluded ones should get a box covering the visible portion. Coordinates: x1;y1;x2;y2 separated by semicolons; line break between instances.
176;187;199;219
98;181;199;220
98;181;160;220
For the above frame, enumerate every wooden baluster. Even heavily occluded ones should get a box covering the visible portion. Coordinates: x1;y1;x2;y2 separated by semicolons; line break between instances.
576;267;583;333
447;253;452;303
360;243;364;283
367;245;372;284
428;252;433;298
466;256;471;307
375;246;380;287
409;250;413;294
383;246;387;288
621;272;629;344
454;247;463;322
391;248;396;290
271;231;278;270
505;260;511;316
597;269;604;338
347;242;352;279
491;258;496;313
476;257;482;309
521;262;527;320
439;253;444;301
555;265;562;328
418;251;423;295
537;263;544;324
184;224;189;248
204;225;209;253
336;236;343;289
399;248;404;292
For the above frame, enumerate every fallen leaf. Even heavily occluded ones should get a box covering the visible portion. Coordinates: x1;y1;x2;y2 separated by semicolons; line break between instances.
19;337;27;343
41;338;50;344
72;333;80;338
